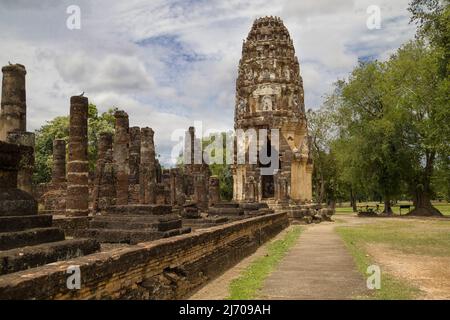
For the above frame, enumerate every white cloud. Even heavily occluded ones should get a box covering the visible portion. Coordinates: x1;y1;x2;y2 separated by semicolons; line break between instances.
0;0;417;165
54;53;156;93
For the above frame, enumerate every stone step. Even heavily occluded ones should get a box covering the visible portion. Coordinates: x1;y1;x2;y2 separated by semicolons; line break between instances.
0;238;100;275
0;228;65;251
75;228;159;244
0;189;38;217
89;214;181;230
245;208;274;216
106;205;172;216
89;220;158;230
0;215;52;233
182;217;229;229
212;202;240;209
75;227;190;244
239;203;269;210
158;218;182;232
91;214;179;223
208;207;244;216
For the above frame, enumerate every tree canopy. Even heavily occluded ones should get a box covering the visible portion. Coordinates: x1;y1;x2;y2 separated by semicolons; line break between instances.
308;0;449;215
33;104;116;184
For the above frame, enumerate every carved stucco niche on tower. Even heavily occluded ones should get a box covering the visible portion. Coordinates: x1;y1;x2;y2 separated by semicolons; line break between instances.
233;16;313;204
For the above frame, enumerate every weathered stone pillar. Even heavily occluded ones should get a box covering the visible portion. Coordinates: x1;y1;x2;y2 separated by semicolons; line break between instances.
42;138;66;213
169;168;177;205
246;176;257;203
98;149;116;211
171;168;186;206
277;176;289;202
98;132;113;160
128;126;141;204
113;110;130;206
169;168;182;206
208;175;220;207
92;132;113;212
184;127;195;167
66;96;89;216
194;174;208;210
139;127;156;204
0;141;37;216
0;64;27;141
6;130;35;194
51;139;66;187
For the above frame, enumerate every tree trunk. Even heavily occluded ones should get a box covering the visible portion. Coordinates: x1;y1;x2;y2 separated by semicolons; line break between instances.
409;189;442;216
382;197;393;215
408;151;442;216
318;173;325;205
315;179;322;203
350;188;357;212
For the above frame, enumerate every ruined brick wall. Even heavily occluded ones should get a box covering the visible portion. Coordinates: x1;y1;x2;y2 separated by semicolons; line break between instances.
0;212;288;300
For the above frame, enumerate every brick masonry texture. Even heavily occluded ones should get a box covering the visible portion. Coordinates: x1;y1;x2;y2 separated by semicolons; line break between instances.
0;212;288;299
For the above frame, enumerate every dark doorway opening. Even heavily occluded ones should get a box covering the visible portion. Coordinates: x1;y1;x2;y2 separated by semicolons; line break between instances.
259;132;278;199
262;175;275;199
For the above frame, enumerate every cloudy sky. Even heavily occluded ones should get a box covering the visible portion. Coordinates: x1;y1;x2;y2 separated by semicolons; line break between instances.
0;0;417;165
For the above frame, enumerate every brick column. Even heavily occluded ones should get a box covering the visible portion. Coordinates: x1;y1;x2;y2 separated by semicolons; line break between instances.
194;174;208;210
113;110;130;206
128;126;141;204
0;141;37;216
66;96;89;216
6;130;35;194
0;64;26;141
208;175;220;207
51;139;66;187
93;132;114;212
139;127;156;204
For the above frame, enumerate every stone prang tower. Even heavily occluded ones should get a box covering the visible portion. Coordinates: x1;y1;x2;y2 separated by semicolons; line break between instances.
233;16;313;203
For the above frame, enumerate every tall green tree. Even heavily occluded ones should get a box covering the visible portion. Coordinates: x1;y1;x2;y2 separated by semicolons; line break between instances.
308;90;341;205
203;132;233;201
409;0;450;76
334;61;407;214
384;40;449;215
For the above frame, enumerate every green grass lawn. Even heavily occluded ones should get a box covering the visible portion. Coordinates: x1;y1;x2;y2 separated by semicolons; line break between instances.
336;219;450;299
335;202;450;216
227;226;302;300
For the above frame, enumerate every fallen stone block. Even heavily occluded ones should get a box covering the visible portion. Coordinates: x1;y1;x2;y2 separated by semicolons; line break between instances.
161;227;191;239
157;218;182;232
303;216;313;224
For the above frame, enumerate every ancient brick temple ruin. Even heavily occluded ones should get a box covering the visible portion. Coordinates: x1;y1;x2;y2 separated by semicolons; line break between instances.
233;16;313;204
0;64;35;194
0;141;100;276
0;16;334;300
